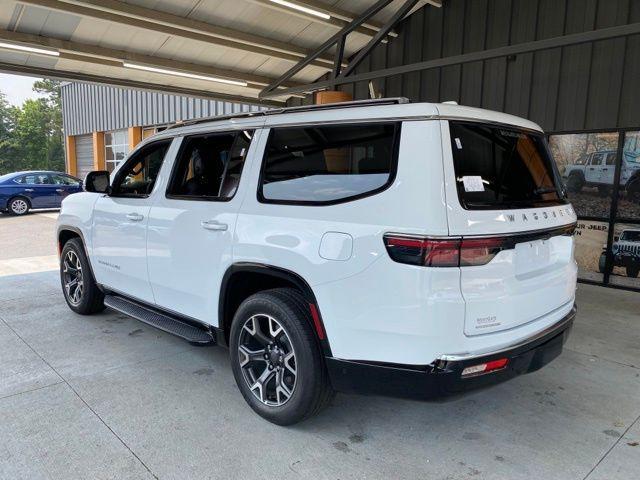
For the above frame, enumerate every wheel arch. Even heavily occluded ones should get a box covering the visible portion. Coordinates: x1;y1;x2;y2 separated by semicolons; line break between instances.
57;226;100;287
8;195;31;211
219;263;332;356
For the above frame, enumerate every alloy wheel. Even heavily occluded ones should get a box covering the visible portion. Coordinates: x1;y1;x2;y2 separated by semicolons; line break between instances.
62;250;84;305
238;314;297;406
11;199;28;215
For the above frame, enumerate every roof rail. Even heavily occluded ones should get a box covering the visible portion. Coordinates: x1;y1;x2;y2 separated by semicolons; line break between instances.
166;97;410;130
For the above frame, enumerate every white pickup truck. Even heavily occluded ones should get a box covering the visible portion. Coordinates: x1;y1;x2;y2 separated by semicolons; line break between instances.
563;150;640;199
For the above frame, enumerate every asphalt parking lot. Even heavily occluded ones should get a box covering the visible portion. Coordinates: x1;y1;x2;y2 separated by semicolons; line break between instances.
1;212;639;480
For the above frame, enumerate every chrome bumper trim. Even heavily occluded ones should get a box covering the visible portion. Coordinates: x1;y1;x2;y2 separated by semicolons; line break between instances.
437;304;577;363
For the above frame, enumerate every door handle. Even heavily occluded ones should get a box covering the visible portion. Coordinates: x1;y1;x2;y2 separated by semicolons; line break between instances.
56;188;64;192
24;188;34;192
126;212;144;222
201;220;228;231
602;168;608;171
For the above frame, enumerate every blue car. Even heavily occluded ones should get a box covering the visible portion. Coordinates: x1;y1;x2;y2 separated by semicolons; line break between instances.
0;171;83;215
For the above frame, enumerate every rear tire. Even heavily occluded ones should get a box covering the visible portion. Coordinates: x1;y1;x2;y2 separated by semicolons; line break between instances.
8;196;30;216
598;253;607;273
229;288;334;425
60;238;105;314
566;174;584;193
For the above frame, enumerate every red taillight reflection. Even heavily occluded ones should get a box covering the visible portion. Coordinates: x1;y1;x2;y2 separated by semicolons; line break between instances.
384;235;508;267
460;237;505;266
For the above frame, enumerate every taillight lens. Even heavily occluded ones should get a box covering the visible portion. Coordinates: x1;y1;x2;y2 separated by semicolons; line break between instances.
383;235;508;267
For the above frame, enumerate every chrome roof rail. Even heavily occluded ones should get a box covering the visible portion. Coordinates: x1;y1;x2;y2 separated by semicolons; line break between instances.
166;97;411;130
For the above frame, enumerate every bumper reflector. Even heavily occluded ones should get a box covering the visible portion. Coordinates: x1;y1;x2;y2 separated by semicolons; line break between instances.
461;358;509;378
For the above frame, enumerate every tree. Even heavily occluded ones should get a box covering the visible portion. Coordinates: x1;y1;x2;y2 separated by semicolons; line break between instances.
0;92;19;174
0;79;65;175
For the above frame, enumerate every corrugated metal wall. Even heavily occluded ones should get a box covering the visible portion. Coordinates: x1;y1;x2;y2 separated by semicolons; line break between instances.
294;0;640;133
61;82;265;136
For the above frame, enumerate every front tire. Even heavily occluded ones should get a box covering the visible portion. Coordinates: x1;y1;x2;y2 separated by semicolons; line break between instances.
60;238;105;314
627;265;639;278
8;196;30;215
229;288;334;425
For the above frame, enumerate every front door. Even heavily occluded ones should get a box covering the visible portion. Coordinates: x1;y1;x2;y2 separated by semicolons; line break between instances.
146;128;257;324
585;153;604;184
91;139;174;303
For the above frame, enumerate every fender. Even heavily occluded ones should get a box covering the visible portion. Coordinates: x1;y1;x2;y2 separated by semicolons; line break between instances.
219;262;332;356
56;225;100;290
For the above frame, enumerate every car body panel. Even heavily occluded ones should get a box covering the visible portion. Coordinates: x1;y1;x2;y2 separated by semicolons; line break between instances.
0;171;82;210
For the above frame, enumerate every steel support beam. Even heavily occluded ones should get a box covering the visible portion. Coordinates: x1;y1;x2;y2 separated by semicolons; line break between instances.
338;0;418;79
0;62;282;106
0;29;303;91
261;20;640;99
259;0;394;98
17;0;336;68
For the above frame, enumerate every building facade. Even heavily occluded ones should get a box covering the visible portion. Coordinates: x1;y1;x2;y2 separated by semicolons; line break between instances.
61;82;264;179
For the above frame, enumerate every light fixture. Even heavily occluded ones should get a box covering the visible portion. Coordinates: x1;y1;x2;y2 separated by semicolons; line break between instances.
122;62;248;87
0;41;59;57
269;0;331;20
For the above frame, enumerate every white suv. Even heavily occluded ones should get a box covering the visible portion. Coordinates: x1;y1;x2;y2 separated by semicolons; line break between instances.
57;99;578;425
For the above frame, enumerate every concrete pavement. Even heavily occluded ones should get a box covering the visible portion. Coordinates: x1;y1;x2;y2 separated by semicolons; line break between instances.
0;213;638;479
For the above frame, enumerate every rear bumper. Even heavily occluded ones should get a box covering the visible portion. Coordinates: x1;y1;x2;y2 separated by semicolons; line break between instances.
326;304;576;400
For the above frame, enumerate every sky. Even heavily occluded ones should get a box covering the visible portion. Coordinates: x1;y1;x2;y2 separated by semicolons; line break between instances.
0;73;46;106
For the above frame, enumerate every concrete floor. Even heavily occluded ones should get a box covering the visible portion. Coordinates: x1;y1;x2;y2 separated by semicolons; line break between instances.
0;213;639;480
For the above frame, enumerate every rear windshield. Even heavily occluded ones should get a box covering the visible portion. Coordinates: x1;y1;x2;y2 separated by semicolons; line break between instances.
449;122;566;210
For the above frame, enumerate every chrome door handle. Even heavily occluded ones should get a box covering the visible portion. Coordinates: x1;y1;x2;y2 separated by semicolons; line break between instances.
201;220;228;231
24;188;34;192
126;212;144;221
56;188;64;192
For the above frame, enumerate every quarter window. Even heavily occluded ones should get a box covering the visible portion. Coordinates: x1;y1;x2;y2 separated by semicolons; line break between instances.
167;130;253;201
111;140;172;197
259;123;400;204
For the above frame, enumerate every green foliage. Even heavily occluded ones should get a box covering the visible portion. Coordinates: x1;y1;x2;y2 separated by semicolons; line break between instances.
0;79;65;175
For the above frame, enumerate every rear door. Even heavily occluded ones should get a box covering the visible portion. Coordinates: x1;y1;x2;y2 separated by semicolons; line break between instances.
442;121;577;336
17;173;57;208
146;128;257;323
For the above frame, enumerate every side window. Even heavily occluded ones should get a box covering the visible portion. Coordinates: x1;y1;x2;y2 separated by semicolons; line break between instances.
590;153;605;166
166;130;253;200
111;140;172;197
606;152;617;166
259;123;399;204
52;174;80;186
16;174;51;185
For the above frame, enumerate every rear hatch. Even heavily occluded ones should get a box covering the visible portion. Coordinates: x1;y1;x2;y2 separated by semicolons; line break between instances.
442;120;577;336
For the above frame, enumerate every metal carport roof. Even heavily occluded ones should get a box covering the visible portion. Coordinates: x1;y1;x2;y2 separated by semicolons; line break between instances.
0;0;440;105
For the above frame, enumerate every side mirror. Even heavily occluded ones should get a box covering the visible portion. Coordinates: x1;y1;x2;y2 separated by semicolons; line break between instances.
84;171;111;194
614;236;620;242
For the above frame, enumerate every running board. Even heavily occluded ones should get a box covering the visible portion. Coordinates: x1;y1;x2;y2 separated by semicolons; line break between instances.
104;294;215;345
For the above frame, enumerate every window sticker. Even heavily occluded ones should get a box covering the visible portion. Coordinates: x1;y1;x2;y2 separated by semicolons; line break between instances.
455;137;463;149
462;175;485;192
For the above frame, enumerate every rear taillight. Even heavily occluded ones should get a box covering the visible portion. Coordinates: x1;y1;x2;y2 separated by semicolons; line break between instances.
461;358;509;378
383;235;509;267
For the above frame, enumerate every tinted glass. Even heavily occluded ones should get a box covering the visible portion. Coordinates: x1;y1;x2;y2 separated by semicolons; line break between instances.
52;174;80;186
17;174;52;185
260;123;398;204
167;131;252;200
449;122;564;210
112;140;171;196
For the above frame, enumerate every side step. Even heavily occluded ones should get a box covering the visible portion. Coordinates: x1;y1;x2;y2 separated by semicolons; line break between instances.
104;294;215;345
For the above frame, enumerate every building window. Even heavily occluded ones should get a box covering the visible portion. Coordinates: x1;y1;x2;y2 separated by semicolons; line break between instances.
105;129;129;173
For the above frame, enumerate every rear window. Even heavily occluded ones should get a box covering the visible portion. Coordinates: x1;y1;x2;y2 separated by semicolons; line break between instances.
259;123;400;204
449;122;566;210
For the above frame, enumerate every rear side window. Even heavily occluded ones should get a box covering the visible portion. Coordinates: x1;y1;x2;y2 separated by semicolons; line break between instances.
167;130;253;201
449;122;566;210
259;123;400;205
